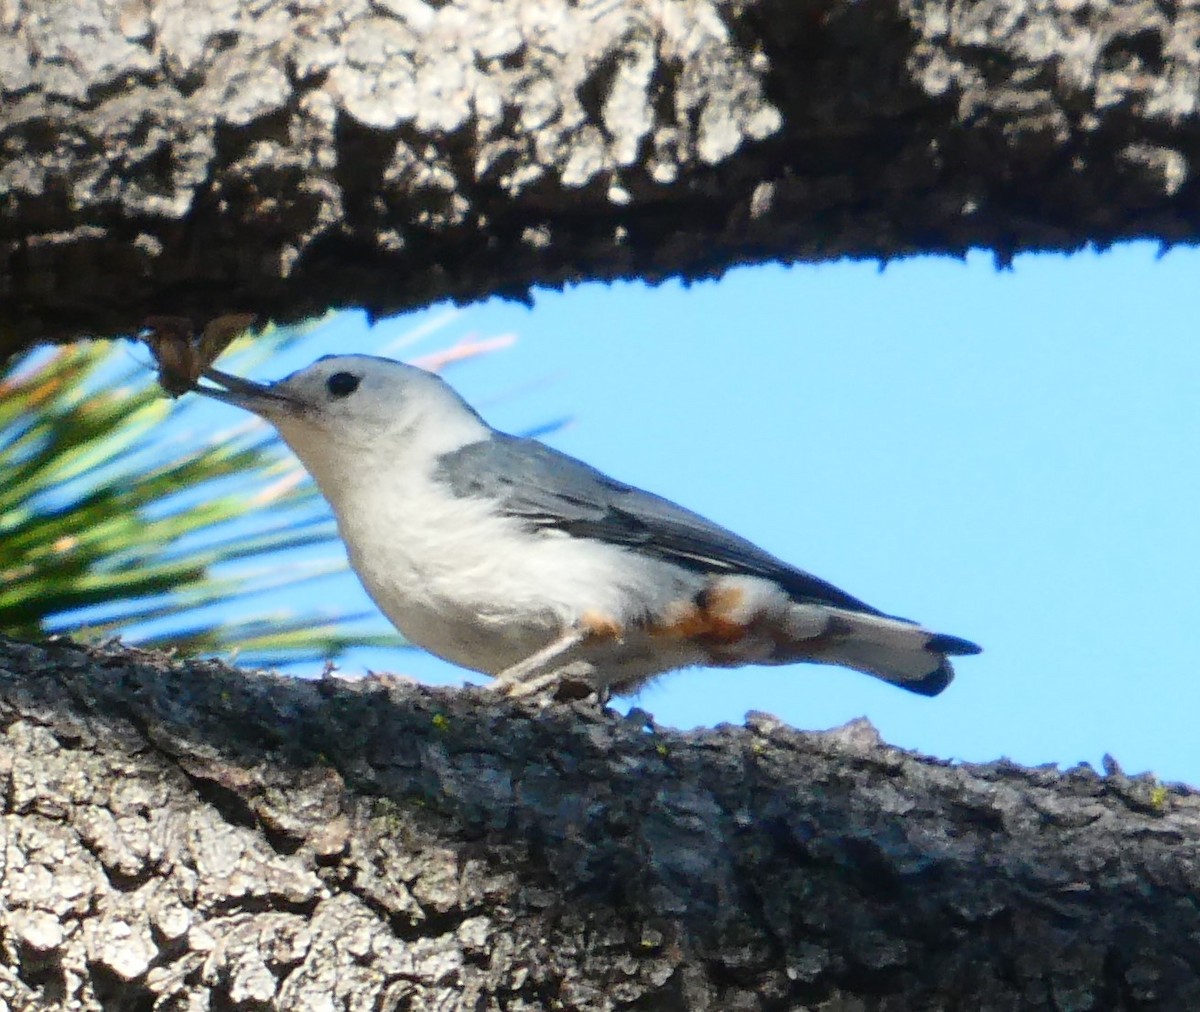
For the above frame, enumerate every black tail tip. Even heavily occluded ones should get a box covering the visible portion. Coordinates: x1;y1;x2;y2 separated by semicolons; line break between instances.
905;661;954;697
926;633;982;656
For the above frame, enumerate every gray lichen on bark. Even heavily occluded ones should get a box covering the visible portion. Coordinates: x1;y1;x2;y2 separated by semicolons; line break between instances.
1;634;1198;1010
3;0;1200;352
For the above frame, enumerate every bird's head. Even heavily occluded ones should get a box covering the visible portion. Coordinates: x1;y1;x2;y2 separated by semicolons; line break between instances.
194;354;490;488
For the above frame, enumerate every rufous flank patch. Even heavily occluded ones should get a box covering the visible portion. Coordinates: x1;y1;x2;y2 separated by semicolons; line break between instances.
580;610;625;641
650;584;748;647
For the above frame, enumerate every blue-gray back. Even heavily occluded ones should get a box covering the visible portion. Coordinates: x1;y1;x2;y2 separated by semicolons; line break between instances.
434;434;881;615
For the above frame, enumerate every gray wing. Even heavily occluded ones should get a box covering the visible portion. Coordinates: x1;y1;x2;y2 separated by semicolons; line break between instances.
435;434;882;615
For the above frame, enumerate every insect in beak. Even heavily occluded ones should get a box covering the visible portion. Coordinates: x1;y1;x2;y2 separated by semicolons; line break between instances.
193;367;297;417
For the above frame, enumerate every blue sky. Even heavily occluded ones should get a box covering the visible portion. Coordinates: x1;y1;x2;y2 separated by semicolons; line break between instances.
164;242;1200;785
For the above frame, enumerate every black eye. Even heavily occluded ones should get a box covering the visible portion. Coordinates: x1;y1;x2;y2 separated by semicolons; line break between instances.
326;372;360;398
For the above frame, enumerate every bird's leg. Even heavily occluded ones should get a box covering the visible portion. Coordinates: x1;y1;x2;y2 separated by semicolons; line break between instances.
490;612;622;698
498;664;585;699
489;628;591;693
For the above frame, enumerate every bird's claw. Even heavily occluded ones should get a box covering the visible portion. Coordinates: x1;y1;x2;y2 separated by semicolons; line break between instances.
490;662;604;704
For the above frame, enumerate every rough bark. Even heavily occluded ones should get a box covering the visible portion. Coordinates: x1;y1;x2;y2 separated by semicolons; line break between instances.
4;0;1200;357
1;633;1198;1011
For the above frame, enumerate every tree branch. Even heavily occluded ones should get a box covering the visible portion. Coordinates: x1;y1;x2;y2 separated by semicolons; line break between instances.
3;0;1198;355
1;634;1197;1009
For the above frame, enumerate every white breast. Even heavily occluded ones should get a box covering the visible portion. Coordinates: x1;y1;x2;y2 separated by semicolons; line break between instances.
328;466;697;675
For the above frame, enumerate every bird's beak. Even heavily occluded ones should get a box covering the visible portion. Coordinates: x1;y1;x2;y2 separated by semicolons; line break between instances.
194;367;296;417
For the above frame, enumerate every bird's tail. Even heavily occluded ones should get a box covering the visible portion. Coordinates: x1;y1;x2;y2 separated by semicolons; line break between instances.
789;606;981;696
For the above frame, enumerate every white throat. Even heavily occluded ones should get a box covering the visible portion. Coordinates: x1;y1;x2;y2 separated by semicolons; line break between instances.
273;399;490;511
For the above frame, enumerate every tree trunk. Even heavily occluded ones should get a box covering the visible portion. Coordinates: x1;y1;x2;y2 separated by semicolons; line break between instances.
3;0;1199;356
1;634;1197;1010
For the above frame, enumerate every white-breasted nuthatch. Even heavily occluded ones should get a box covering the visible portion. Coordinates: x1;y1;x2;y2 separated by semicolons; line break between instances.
195;355;980;698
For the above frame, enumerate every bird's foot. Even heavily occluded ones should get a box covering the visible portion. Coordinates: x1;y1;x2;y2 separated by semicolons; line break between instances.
490;614;622;703
489;628;590;693
492;661;607;705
